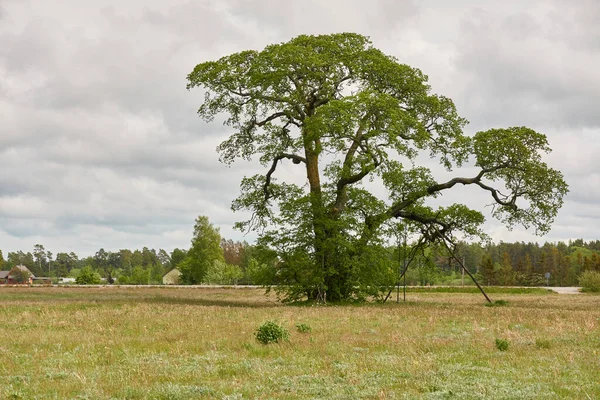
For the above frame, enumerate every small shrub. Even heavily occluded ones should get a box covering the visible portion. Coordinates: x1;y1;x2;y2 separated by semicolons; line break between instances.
295;323;311;333
579;271;600;292
485;299;509;307
255;321;289;344
495;338;509;351
535;338;552;349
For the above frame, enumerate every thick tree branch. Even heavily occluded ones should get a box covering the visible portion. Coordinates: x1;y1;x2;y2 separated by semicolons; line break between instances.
332;121;380;213
474;181;518;210
255;112;291;127
425;163;518;209
263;153;307;200
228;88;292;105
358;163;517;245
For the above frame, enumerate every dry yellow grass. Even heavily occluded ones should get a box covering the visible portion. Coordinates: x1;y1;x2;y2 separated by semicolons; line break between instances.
0;287;598;399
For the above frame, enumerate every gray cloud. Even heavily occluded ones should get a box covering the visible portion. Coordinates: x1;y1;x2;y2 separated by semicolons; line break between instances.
453;1;600;130
0;0;598;257
227;0;418;38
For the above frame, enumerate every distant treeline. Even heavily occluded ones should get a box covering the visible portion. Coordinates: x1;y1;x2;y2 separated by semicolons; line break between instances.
1;238;598;287
407;239;600;287
0;240;258;285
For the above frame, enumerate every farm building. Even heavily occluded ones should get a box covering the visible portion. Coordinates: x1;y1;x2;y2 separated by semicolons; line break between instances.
162;268;182;285
0;265;35;284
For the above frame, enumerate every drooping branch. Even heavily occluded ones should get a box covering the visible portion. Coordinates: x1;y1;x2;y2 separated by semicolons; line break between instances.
426;163;507;193
426;163;519;210
387;164;514;217
395;211;449;230
474;181;518;210
355;164;518;245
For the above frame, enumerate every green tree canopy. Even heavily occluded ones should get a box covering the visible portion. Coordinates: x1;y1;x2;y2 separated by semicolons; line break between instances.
75;266;102;285
188;33;568;301
180;216;225;284
170;248;187;269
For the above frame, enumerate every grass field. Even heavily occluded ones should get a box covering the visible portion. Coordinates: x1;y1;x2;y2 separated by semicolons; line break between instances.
0;287;598;399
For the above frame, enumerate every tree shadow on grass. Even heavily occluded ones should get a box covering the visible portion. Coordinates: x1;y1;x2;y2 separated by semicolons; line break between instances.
141;295;282;308
0;289;283;308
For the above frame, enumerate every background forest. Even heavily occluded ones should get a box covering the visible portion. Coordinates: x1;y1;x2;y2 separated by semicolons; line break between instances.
2;216;598;288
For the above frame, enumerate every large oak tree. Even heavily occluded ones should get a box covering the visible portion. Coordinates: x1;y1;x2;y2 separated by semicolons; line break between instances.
187;33;567;301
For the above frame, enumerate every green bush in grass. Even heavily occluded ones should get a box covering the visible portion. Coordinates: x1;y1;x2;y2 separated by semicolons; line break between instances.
255;321;289;344
495;338;509;351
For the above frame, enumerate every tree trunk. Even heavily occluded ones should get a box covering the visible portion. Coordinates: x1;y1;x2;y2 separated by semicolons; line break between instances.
304;137;354;301
304;139;327;299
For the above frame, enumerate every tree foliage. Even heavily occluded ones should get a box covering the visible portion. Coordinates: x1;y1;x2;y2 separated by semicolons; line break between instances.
7;251;39;276
579;270;600;292
75;266;102;285
180;216;224;284
479;255;496;286
188;33;568;301
204;260;244;285
170;248;187;269
10;267;32;284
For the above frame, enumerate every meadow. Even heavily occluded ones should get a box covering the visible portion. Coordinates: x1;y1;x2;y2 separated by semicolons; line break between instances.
0;286;598;399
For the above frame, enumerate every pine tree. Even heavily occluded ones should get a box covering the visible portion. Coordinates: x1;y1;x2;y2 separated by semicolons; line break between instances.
524;254;534;286
479;255;496;286
497;252;515;286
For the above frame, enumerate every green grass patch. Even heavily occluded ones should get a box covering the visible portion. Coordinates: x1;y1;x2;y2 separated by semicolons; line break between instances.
0;286;598;398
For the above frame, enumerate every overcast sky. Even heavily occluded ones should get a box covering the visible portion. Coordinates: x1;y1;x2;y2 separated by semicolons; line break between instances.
1;0;599;257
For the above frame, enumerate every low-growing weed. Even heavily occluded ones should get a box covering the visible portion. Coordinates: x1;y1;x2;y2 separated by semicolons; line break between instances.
495;338;509;351
296;323;312;333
